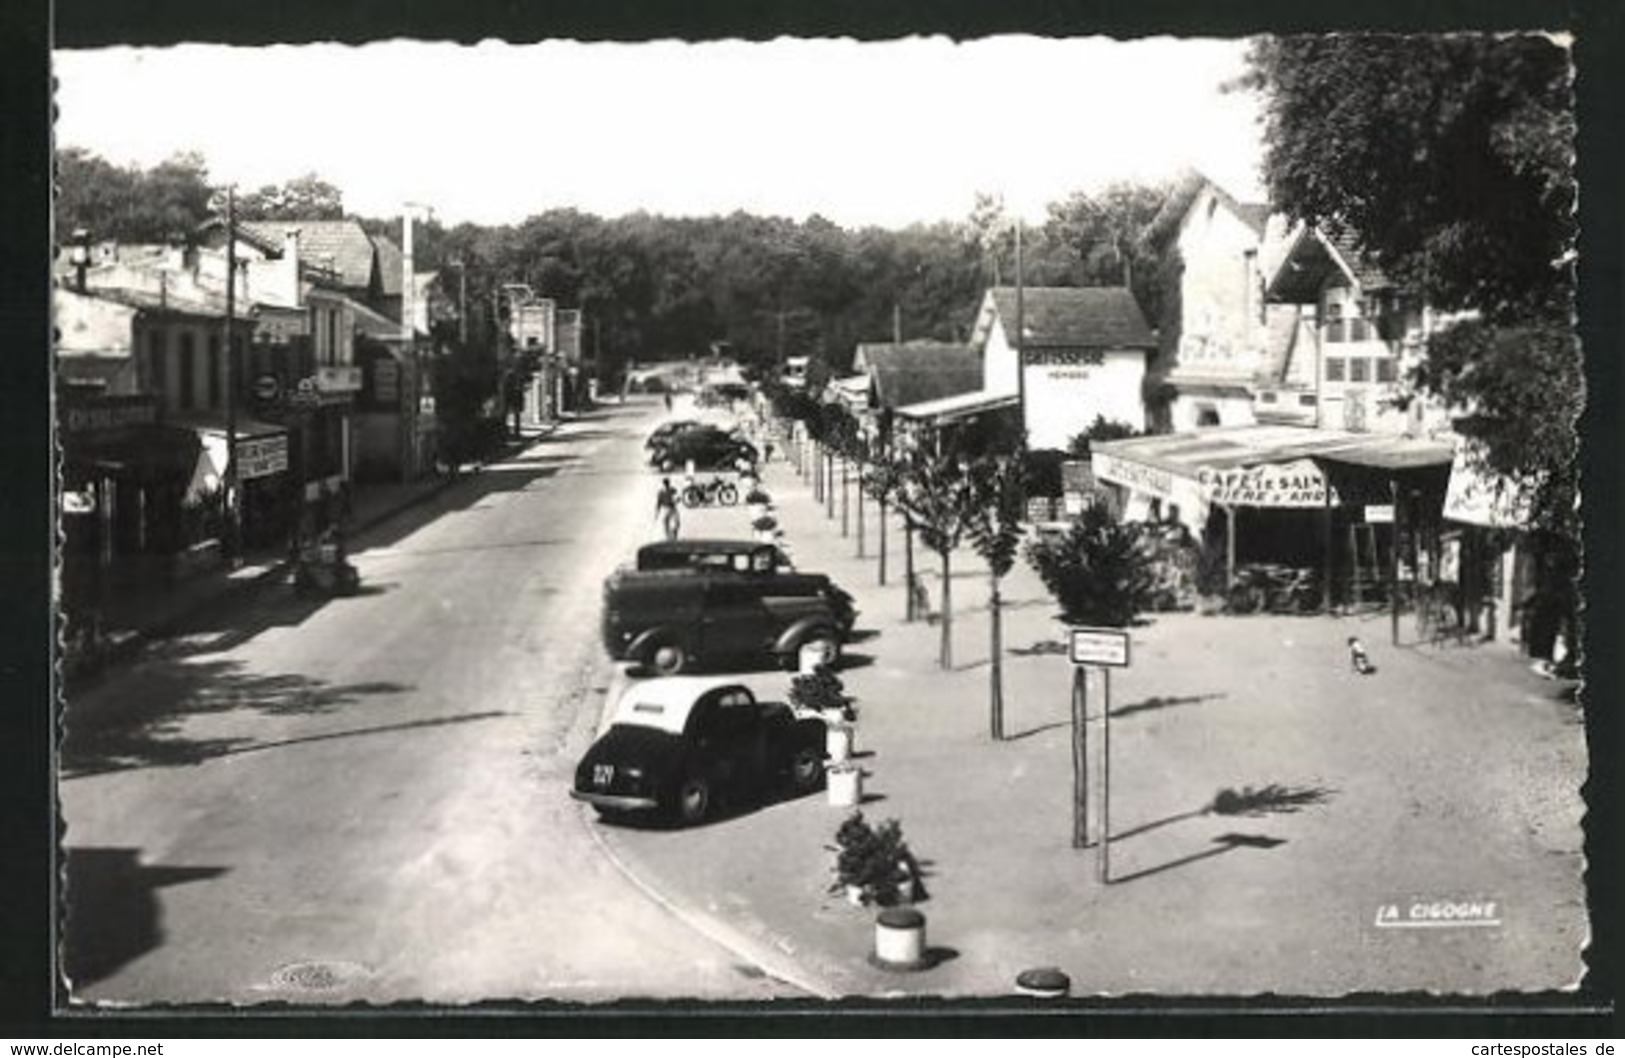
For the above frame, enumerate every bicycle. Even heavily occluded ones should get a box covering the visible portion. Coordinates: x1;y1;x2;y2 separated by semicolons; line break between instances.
682;477;739;508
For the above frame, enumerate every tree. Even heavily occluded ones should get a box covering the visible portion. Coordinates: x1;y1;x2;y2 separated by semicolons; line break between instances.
1025;503;1157;849
965;456;1028;741
236;172;346;220
895;450;980;669
1243;34;1579;538
1066;415;1141;461
55;147;215;243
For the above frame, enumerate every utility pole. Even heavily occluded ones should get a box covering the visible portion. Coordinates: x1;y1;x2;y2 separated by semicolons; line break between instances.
1014;217;1027;449
223;186;241;566
893;302;902;344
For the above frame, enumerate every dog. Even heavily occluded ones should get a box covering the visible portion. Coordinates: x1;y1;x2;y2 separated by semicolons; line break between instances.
1347;636;1376;675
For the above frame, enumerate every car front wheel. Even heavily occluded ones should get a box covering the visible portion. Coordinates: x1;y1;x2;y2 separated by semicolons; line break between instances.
675;775;711;825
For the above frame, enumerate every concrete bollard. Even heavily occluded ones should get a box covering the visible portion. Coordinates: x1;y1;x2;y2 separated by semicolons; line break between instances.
873;907;927;970
827;764;862;807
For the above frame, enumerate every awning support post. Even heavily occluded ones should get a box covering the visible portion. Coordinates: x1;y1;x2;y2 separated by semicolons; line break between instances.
1225;503;1236;588
1322;478;1334;613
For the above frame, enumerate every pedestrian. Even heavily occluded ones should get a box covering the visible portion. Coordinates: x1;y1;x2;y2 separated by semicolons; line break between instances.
763;438;775;465
664;392;673;413
656;477;681;541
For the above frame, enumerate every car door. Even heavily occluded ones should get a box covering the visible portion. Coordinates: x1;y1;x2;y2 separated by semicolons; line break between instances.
700;579;773;662
688;688;768;794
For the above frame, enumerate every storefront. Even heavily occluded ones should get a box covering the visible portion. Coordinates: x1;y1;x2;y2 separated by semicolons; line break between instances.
1091;424;1453;611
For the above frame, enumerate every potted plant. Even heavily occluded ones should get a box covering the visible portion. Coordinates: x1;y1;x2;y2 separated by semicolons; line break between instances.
752;513;778;542
789;663;858;760
827;812;927;907
746;486;772;519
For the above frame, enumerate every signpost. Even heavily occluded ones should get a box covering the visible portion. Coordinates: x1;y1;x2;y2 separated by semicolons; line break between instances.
1069;626;1131;882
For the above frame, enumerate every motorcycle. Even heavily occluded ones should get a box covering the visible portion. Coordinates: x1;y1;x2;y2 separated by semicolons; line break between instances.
682;476;740;508
292;537;361;596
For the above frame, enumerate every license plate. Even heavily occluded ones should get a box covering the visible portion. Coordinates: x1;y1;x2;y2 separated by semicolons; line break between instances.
593;763;614;788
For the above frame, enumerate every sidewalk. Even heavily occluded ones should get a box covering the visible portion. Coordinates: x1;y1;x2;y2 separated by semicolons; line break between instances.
600;434;1588;1000
62;422;561;688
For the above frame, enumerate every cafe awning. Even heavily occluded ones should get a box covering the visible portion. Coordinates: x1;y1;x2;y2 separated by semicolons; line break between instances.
1091;424;1453;510
169;413;290;485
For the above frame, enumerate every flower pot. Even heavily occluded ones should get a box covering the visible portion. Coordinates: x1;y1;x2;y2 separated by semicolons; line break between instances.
825;723;853;764
827;766;862;807
749;503;768;520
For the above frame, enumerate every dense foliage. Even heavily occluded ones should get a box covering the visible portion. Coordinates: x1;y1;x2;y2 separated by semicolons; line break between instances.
1244;34;1580;538
1025;503;1156;628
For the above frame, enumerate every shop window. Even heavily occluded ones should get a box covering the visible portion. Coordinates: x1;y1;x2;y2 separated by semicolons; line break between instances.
1325;357;1346;382
178;332;196;410
1376;357;1398;383
1259;391;1278;404
1196;405;1221;426
1349;358;1370;383
1298;393;1318;407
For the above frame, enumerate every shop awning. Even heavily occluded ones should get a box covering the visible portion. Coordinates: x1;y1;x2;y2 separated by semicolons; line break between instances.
169;414;290;484
1443;444;1532;528
1091;424;1453;510
894;389;1019;426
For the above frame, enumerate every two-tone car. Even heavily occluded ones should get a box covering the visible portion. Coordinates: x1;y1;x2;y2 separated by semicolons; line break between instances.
571;677;827;825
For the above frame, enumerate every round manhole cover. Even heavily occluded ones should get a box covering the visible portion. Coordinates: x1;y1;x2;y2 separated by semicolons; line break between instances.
269;960;370;991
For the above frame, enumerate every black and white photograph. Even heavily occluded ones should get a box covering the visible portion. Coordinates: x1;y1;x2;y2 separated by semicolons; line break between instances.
37;6;1612;1025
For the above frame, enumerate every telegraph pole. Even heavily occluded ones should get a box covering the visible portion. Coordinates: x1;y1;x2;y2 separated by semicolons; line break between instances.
1014;217;1027;448
223;186;241;566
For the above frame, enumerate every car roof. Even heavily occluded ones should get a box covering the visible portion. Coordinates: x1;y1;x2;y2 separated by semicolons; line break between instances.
638;539;774;557
609;677;753;734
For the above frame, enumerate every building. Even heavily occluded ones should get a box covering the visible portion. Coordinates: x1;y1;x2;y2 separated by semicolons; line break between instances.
969;285;1158;450
1140;173;1316;431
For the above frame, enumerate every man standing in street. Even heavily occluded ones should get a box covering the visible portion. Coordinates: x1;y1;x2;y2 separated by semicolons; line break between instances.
656;477;681;541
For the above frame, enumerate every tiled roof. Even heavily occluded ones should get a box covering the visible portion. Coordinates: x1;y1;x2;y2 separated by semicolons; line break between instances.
1141;169;1271;247
988;286;1156;349
856;342;983;410
371;233;404;296
239;219;378;291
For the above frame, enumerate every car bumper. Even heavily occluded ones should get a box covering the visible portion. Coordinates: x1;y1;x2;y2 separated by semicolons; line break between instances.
569;789;661;811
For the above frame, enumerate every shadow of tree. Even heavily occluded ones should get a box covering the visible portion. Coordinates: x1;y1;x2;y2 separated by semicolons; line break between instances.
60;656;419;777
1210;782;1337;816
61;847;227;990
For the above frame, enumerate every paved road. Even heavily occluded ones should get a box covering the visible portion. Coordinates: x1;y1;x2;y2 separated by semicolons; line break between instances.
58;402;807;1005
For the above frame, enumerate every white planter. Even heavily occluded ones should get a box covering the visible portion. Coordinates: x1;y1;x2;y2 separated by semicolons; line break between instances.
827;766;862;807
749;503;768;519
825;723;853;764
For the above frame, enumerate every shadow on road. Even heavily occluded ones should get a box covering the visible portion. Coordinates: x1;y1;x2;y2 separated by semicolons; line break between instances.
1107;832;1287;885
1110;692;1227;719
60;657;418;777
61;846;227;991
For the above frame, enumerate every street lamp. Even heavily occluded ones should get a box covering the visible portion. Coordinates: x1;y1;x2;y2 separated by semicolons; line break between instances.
69;227;91;292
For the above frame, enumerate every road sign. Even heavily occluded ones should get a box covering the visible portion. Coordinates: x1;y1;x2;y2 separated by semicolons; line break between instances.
253;375;281;402
1068;627;1130;668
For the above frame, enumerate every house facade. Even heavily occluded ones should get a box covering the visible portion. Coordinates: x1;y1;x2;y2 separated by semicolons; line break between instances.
1143;175;1316;432
970;286;1157;450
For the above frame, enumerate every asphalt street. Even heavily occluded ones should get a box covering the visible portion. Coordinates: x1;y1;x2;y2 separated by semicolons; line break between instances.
58;402;807;1005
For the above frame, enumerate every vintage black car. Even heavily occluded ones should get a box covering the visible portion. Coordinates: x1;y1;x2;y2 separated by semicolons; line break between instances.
602;556;851;675
630;539;857;630
644;420;706;450
571;677;827;824
648;427;757;472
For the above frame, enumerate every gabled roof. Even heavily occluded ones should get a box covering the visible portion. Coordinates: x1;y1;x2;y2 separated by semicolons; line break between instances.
239;219;378;291
853;342;983;410
371;233;404;297
1140;169;1271;249
985;287;1156;349
1265;222;1391;303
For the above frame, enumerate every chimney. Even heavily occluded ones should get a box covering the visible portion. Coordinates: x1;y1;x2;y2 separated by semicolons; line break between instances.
283;228;302;306
401;206;418;338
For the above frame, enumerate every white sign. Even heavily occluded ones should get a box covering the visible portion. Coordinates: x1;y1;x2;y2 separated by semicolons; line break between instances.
1364;504;1395;524
61;489;96;514
1069;627;1131;668
1199;459;1338;509
236;435;289;480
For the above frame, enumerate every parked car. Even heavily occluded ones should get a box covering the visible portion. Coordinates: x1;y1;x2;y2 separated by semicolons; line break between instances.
628;539;857;630
649;427;757;472
571;677;827;824
644;420;706;450
602;560;851;676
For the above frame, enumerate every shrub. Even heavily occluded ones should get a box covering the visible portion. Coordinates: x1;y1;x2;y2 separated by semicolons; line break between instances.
827;812;926;907
746;487;771;505
752;514;778;533
788;663;855;721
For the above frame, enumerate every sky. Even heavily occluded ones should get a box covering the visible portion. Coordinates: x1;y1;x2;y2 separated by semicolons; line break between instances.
52;37;1267;230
